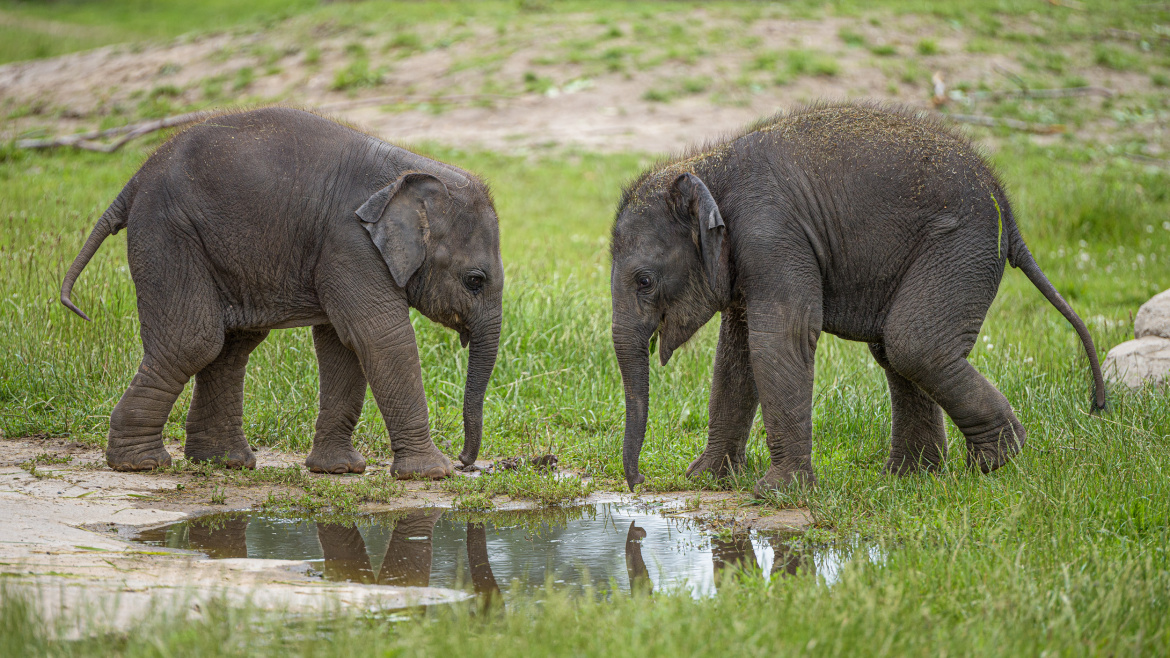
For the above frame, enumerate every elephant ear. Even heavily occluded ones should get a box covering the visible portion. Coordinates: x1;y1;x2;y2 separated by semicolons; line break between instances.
672;172;730;307
356;173;448;288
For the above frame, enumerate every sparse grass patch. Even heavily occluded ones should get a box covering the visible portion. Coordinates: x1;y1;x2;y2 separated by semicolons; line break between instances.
442;466;594;506
331;59;384;92
1094;43;1143;72
232;66;254;91
256;470;405;517
838;28;866;47
915;38;940;55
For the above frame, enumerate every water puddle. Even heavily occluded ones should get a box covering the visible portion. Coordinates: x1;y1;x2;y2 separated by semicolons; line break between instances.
136;504;873;603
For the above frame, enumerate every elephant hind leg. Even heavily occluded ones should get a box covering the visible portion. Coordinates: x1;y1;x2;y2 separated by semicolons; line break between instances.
306;324;367;474
881;256;1024;474
869;342;947;475
184;329;269;469
108;288;224;471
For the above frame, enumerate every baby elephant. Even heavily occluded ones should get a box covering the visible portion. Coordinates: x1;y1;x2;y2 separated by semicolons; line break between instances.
62;108;502;478
610;103;1105;496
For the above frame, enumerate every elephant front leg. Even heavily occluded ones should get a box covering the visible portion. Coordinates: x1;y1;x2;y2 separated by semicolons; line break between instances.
869;342;947;475
306;324;368;474
185;330;269;469
747;302;820;497
348;320;452;479
688;306;758;481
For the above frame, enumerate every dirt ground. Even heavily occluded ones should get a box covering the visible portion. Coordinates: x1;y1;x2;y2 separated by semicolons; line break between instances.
0;10;1149;154
0;435;810;632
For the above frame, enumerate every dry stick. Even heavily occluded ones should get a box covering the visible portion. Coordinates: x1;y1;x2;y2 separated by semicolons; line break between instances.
1097;27;1170;45
969;86;1114;100
1125;153;1170;167
15;111;208;153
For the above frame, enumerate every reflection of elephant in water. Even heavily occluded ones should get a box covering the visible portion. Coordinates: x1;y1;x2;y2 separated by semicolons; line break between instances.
316;523;375;583
187;516;249;559
711;534;758;590
769;535;812;579
314;510;502;606
466;522;503;608
624;521;653;595
379;509;443;587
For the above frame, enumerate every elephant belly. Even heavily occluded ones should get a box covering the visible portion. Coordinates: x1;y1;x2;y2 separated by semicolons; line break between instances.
820;293;888;344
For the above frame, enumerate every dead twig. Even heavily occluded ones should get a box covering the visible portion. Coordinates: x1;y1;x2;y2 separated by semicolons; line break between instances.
1125;153;1170;167
993;65;1029;92
1097;27;1170;45
943;113;1066;134
969;86;1114;100
16;111;208;152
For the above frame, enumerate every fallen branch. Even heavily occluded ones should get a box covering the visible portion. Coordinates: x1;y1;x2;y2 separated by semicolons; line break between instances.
1097;27;1170;45
1125;153;1170;167
944;113;1066;134
969;86;1114;100
15;111;208;152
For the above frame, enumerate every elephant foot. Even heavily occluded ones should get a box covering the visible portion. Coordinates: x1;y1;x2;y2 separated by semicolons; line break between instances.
390;446;452;480
306;443;367;474
752;463;816;499
686;449;742;480
882;449;944;477
965;419;1025;474
107;441;173;472
185;433;256;469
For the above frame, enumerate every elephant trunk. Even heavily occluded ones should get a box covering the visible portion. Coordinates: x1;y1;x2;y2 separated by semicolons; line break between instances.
458;315;500;466
614;321;653;490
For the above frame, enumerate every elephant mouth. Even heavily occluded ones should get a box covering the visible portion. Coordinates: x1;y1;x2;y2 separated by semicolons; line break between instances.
459;329;471;348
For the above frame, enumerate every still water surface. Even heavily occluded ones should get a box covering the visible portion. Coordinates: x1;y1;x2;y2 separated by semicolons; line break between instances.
137;503;871;603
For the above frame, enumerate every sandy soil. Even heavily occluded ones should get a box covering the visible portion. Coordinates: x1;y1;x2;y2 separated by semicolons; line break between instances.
0;435;810;632
0;10;1147;154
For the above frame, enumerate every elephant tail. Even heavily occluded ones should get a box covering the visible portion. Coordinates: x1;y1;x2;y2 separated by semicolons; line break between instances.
61;186;132;321
1004;204;1107;412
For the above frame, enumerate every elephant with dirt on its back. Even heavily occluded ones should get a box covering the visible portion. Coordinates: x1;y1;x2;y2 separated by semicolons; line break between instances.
610;103;1106;496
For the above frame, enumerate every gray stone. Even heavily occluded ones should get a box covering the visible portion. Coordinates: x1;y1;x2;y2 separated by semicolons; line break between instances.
1103;335;1170;389
1135;288;1170;340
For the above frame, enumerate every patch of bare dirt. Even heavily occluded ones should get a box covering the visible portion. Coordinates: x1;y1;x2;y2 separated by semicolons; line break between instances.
0;10;1155;154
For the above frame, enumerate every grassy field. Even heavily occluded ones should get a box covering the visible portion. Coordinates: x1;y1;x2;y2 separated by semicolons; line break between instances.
3;0;1170;655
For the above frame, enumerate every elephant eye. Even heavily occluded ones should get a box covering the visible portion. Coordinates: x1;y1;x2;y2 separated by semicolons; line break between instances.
635;273;653;292
463;271;485;293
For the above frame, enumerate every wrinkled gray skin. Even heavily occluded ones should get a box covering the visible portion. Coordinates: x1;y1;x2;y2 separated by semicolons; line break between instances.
611;103;1106;496
61;108;503;477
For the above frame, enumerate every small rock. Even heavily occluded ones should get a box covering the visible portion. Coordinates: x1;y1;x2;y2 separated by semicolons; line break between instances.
1135;289;1170;340
1103;335;1170;389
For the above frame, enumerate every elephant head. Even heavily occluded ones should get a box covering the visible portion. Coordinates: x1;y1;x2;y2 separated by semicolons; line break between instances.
357;164;504;466
611;172;729;489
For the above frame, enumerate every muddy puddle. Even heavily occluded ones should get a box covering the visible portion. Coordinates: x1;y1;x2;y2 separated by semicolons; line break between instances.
136;503;872;603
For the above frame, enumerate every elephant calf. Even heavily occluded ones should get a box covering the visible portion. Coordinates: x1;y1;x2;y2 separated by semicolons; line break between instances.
610;103;1105;496
62;108;502;478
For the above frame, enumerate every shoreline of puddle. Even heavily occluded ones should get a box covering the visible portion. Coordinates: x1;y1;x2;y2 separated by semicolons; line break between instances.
134;503;879;602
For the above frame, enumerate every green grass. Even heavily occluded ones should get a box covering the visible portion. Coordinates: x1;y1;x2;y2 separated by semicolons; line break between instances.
4;129;1169;652
2;0;1170;653
0;0;319;64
